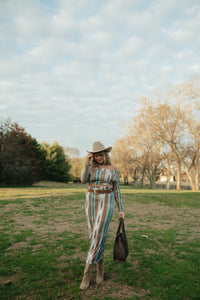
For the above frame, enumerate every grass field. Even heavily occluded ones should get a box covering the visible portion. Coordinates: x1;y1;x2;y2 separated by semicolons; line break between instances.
0;182;200;300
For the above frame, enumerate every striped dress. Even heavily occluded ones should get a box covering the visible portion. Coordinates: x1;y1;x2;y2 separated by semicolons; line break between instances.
81;163;123;264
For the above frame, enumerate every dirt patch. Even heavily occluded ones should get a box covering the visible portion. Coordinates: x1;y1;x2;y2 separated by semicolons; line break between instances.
122;201;200;235
7;241;42;252
2;190;200;244
3;195;87;239
0;273;21;286
1;203;20;212
80;278;149;299
7;241;28;250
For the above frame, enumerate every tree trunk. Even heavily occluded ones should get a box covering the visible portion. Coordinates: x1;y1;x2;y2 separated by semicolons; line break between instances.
123;175;126;185
140;173;144;188
166;181;170;190
166;161;171;190
124;175;129;185
176;160;181;190
174;144;197;191
182;160;197;190
170;145;181;190
133;179;138;187
148;172;157;189
152;174;157;189
133;170;138;187
195;152;199;190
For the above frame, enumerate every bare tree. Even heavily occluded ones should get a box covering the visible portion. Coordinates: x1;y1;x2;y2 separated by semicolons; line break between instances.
69;157;85;181
142;100;185;190
169;81;200;190
63;147;80;158
142;80;200;191
112;79;199;190
112;137;136;185
128;107;165;188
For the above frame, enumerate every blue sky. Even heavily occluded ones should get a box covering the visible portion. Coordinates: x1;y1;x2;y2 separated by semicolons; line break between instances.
0;0;200;156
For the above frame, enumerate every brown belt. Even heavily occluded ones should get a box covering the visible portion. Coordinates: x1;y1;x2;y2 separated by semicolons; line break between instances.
88;184;112;188
88;189;112;194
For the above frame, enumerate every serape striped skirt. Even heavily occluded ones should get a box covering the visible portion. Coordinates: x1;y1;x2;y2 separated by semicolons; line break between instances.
85;190;115;264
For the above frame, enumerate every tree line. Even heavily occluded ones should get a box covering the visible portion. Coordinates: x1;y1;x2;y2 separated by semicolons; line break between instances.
1;79;199;189
0;120;71;186
111;79;200;191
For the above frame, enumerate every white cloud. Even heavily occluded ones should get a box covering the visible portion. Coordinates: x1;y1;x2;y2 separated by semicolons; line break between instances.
0;0;200;156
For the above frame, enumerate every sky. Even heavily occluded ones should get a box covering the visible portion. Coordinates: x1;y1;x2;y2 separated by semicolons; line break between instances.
0;0;200;157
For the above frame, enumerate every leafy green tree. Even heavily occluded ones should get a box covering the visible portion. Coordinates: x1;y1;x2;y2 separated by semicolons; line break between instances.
0;119;10;183
29;135;46;179
0;120;43;185
41;141;71;182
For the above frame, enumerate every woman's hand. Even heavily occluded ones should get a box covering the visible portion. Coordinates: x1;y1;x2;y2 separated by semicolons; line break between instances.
119;211;125;219
86;152;93;163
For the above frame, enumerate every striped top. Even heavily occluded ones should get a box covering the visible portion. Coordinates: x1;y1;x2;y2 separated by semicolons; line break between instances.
81;163;123;212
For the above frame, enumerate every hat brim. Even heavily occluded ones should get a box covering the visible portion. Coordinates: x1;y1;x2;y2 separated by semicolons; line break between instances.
87;147;112;154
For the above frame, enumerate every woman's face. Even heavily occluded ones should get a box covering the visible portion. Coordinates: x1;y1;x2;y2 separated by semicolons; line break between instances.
94;152;105;164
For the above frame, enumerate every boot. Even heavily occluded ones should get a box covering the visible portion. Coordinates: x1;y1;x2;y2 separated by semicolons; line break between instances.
80;263;93;290
96;259;104;284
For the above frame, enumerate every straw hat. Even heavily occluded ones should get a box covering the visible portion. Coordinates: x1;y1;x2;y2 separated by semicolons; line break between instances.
88;141;112;153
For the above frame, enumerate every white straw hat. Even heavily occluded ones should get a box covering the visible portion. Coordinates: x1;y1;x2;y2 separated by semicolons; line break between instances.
88;141;112;153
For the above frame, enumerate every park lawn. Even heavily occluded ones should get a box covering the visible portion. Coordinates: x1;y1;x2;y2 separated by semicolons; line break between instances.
0;183;200;299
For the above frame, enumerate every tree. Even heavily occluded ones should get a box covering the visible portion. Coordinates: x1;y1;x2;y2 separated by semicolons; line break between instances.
140;80;200;190
139;100;185;190
0;119;10;183
69;157;85;181
112;137;136;185
160;148;176;190
180;80;200;190
0;120;43;185
41;141;71;182
63;147;80;158
112;79;199;190
112;108;165;189
127;106;164;189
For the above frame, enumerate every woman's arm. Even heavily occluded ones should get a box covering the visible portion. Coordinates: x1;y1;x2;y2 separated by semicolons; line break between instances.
80;152;93;183
112;169;124;218
80;162;90;183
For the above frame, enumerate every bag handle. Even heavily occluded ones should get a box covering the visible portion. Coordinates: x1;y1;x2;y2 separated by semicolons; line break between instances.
117;218;125;234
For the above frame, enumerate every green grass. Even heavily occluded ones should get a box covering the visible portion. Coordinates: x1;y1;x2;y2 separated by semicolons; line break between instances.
0;182;200;299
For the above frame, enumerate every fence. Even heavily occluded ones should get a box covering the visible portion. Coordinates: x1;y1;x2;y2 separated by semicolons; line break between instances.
127;181;200;190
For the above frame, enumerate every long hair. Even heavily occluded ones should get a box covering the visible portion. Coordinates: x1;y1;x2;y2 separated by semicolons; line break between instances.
90;151;111;173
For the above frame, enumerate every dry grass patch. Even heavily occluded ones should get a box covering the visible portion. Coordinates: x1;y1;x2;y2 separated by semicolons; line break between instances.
1;183;200;299
80;279;149;299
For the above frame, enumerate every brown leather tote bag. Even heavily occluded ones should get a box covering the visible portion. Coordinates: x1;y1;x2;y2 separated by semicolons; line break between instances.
113;218;129;263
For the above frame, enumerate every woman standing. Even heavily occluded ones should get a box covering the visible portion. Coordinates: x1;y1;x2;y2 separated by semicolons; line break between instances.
80;141;125;290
